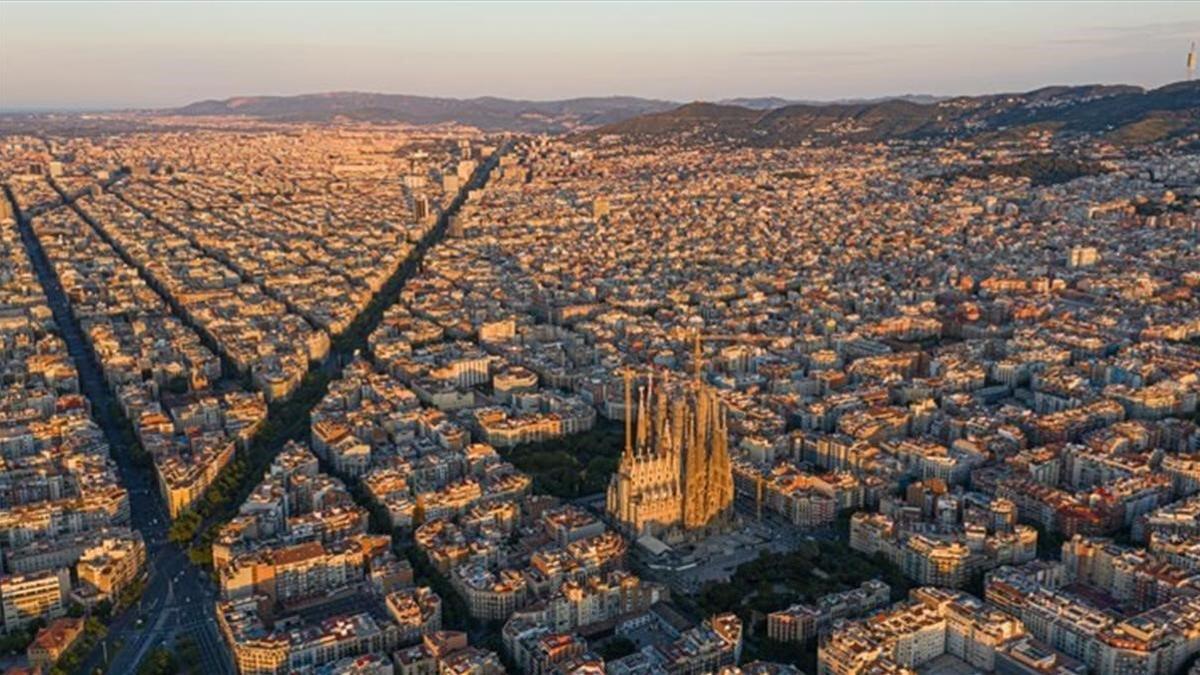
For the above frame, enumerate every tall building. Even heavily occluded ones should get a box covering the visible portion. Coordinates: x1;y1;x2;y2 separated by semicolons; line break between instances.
414;194;431;222
0;569;70;632
606;372;735;542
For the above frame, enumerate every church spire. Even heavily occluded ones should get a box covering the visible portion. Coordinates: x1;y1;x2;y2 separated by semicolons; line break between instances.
622;368;633;461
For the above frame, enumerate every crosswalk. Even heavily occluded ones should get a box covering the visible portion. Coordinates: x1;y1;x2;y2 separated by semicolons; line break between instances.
175;610;234;674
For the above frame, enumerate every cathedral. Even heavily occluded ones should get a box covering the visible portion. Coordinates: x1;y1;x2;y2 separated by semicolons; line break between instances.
606;371;735;542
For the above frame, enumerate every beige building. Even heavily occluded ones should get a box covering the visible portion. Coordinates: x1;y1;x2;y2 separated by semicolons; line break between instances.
26;617;84;670
75;532;147;602
386;586;443;645
1;568;70;632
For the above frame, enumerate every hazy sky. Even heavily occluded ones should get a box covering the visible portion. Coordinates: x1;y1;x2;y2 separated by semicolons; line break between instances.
1;1;1197;110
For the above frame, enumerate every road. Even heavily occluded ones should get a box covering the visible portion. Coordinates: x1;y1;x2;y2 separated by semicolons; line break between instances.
2;140;510;674
4;179;234;675
620;496;835;596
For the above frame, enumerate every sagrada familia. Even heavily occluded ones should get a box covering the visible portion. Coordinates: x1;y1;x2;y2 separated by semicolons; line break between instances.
606;371;735;543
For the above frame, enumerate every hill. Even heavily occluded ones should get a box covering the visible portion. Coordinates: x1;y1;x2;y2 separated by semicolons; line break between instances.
168;92;983;133
172;92;677;133
594;81;1200;146
167;83;1198;141
717;94;946;110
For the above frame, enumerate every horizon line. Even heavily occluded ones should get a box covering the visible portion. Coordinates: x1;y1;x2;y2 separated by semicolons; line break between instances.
3;77;1190;117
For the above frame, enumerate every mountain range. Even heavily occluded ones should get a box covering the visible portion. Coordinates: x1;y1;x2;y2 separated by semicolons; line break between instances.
171;82;1200;144
173;93;677;133
716;94;946;110
594;82;1200;146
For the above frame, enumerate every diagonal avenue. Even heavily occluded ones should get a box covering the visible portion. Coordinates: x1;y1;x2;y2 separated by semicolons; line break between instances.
3;139;508;674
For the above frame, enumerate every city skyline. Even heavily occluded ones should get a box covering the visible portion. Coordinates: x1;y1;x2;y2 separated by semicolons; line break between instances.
2;4;1200;675
1;1;1198;110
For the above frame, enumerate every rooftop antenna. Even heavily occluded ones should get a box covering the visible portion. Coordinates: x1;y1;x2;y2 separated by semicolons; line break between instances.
1189;41;1197;81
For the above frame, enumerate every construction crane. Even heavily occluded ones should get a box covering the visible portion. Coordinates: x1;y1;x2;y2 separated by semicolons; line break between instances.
615;331;779;519
617;330;777;456
672;328;779;384
617;366;637;458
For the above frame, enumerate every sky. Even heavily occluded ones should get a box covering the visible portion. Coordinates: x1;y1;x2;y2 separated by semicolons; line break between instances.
1;1;1197;110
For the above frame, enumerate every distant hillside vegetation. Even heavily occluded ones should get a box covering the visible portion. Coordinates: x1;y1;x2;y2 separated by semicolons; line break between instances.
592;81;1200;146
166;82;1199;141
172;92;679;133
944;156;1112;187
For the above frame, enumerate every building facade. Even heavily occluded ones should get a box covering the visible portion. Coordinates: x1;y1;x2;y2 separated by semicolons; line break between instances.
607;374;735;542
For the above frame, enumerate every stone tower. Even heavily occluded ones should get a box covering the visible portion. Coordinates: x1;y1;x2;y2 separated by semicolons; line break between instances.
606;371;734;541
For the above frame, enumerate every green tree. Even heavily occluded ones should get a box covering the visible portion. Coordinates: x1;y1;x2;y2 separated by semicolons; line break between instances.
188;545;213;567
175;637;201;670
94;599;113;620
137;647;179;675
0;629;33;655
596;637;636;661
165;376;190;395
168;510;201;545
